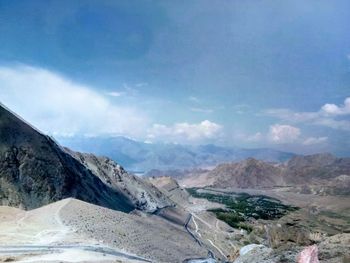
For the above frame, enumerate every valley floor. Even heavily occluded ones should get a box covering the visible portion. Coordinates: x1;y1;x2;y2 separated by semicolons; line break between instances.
183;186;350;263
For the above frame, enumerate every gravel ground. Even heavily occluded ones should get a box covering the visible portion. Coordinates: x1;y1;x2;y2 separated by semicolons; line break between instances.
60;199;208;263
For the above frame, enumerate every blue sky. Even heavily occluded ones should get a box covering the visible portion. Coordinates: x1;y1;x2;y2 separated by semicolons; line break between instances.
0;0;349;155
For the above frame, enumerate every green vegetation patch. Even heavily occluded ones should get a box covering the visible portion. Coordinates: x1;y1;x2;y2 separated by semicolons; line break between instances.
187;187;298;232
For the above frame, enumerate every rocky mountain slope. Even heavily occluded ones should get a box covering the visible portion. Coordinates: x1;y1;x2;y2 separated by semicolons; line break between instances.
175;154;350;194
208;158;284;189
68;150;172;212
59;136;295;172
0;103;171;212
284;153;350;184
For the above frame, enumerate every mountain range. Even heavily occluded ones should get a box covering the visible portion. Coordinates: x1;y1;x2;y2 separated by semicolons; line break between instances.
58;136;296;173
173;154;350;195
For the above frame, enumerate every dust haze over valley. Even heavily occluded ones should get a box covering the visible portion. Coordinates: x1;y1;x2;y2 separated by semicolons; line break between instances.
1;1;350;263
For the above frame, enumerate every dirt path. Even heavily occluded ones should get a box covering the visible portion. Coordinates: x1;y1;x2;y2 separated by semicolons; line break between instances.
36;198;71;244
206;239;225;259
189;214;226;260
192;213;212;229
191;214;202;238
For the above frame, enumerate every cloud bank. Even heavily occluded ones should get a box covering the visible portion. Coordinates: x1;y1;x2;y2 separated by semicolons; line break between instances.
264;97;350;131
0;64;338;150
147;120;222;143
0;65;223;144
236;124;328;147
0;65;150;138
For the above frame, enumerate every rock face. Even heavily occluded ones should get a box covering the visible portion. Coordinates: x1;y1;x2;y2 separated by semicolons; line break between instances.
0;103;171;212
266;223;314;248
210;158;283;189
69;151;172;212
233;244;273;263
147;175;191;207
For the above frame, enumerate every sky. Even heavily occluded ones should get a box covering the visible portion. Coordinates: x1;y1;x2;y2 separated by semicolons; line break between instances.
0;0;349;155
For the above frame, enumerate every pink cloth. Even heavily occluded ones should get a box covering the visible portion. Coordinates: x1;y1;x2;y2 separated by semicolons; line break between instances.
297;245;319;263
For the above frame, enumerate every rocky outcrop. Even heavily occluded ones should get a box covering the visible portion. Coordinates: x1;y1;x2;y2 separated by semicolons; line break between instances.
147;175;191;209
265;223;313;248
318;233;350;263
69;151;173;212
233;244;273;263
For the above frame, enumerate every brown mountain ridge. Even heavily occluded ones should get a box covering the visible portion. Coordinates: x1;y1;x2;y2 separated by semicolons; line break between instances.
174;154;350;195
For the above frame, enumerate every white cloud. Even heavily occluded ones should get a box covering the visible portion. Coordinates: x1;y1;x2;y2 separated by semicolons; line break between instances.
264;97;350;131
236;126;328;148
313;118;350;131
321;97;350;116
302;136;328;145
0;65;225;144
268;124;301;143
236;124;329;148
147;120;222;143
0;65;150;138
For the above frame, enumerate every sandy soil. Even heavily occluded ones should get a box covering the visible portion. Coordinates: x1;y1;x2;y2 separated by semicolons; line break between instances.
0;199;79;245
0;198;208;263
60;199;208;263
